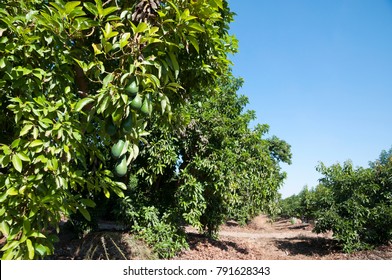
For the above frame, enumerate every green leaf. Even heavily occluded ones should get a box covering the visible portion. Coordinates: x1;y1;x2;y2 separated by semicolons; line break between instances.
1;144;12;155
212;0;224;9
188;36;199;53
11;138;21;149
180;9;197;21
0;193;7;203
65;1;81;15
95;0;104;17
115;181;127;190
40;118;53;124
33;127;39;139
103;6;118;17
2;248;17;260
0;58;6;68
120;32;130;49
35;244;49;256
79;207;91;221
29;205;38;218
17;152;30;162
0;240;20;253
75;97;94;112
12;154;23;173
92;43;102;55
19;124;33;136
121;94;128;105
28;232;46;238
6;187;19;195
103;188;110;198
167;1;181;20
188;22;205;32
168;52;179;79
161;98;167;114
23;219;31;234
0;221;10;236
111;185;124;198
50;2;65;15
32;68;45;80
102;72;114;87
81;198;96;208
135;22;149;34
103;22;118;39
84;2;98;16
30;139;43;147
26;239;35;259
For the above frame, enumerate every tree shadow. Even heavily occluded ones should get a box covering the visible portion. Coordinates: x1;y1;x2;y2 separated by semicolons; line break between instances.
50;227;157;260
274;235;340;257
186;232;249;255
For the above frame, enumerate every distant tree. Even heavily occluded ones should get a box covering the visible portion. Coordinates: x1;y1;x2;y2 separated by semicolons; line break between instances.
314;153;392;252
369;146;392;167
278;193;301;218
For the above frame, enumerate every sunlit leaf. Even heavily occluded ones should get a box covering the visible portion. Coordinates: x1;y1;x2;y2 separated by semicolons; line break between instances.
75;97;94;112
19;124;33;136
26;239;35;260
12;154;22;173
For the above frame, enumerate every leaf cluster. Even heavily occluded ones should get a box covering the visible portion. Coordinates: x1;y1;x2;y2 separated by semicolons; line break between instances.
279;148;392;252
0;0;236;259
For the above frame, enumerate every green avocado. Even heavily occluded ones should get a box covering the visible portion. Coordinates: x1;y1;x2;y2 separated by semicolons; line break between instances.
111;139;125;158
125;79;139;96
122;114;133;133
130;94;143;110
105;119;116;136
140;98;150;115
114;156;127;177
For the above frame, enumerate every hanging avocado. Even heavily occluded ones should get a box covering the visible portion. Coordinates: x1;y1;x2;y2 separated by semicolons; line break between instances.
122;114;133;133
140;98;148;115
114;156;127;177
105;119;116;136
130;94;143;110
124;78;139;96
111;139;125;158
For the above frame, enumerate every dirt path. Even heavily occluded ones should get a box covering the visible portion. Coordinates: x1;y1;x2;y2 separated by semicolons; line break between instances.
49;214;392;260
174;215;392;260
219;230;313;239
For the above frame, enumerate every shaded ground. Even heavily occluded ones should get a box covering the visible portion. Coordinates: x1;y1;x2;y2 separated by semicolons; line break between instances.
50;230;157;260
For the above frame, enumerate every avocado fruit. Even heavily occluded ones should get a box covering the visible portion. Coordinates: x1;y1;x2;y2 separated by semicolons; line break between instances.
122;114;133;133
130;94;143;110
105;119;116;136
125;78;139;96
111;139;125;158
114;156;127;177
140;98;150;115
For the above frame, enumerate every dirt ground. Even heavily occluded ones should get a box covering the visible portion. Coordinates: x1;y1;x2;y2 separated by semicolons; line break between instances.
3;215;390;260
173;215;392;260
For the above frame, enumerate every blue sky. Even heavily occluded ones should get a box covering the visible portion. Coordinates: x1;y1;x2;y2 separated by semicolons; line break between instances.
227;0;392;198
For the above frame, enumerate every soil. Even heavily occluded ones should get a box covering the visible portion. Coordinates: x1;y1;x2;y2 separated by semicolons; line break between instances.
173;215;392;260
9;215;390;260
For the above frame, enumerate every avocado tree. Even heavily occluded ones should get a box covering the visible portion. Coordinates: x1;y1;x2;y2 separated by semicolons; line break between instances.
314;152;392;252
0;0;235;259
119;74;292;244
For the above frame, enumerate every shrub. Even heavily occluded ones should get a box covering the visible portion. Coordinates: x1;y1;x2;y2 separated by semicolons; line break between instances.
314;155;392;252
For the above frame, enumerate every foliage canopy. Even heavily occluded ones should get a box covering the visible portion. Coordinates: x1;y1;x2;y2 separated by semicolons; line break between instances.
0;0;291;259
278;147;392;252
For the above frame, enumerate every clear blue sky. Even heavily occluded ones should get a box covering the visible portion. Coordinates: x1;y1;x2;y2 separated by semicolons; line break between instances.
227;0;392;198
